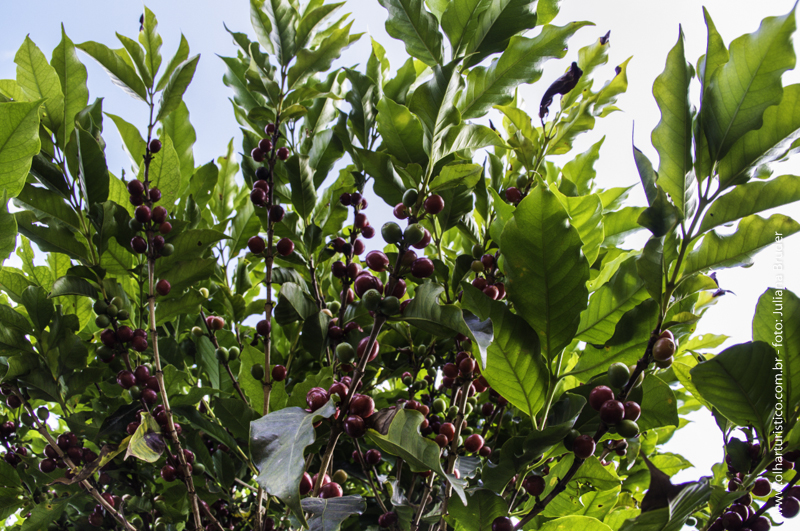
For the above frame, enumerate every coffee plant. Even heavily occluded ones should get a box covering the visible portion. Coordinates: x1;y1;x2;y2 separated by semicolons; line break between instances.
0;1;799;530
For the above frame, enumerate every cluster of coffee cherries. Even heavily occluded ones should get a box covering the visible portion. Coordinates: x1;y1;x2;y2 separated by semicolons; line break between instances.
504;174;532;205
38;431;98;474
392;189;445;226
248;232;294;258
97;320;149;363
469;245;506;300
250;362;286;382
710;481;800;531
116;364;160;405
158;448;196;483
93;296;131;329
2;438;25;468
127;172;174;261
305;378;374;440
125;407;185;442
652;330;676;369
250;122;289;163
87;491;123;527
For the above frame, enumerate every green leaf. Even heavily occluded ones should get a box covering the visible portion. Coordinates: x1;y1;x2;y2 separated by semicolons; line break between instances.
50;26;89;148
76;41;147;101
441;0;493;58
117;33;153;89
160;259;217;293
229;200;261;256
160;101;196;185
652;27;696;219
639;375;679;431
156;55;199;122
446;489;506;531
15;211;89;263
15;36;64;137
124;412;166;463
698;175;800;234
500;184;589;360
378;0;443;66
251;402;337;525
636;236;664;302
691;341;776;439
562;137;604;195
702;4;797;162
576;255;648;344
302;496;366;531
464;0;540;66
259;0;298;66
76;125;109;206
753;288;800;410
296;2;346;50
49;276;98;299
458;22;592;120
537;0;561;25
156;34;190;93
0;268;35;304
286;155;317;220
0;101;42;199
21;285;53;333
408;63;462;156
435;123;507;162
432;163;482;192
302;311;331;360
12;183;81;231
157;229;229;270
275;282;318;325
139;6;163;82
0;197;16;265
195;335;221;390
683;214;800;276
549;185;605;265
20;499;68;531
288;22;353;89
105;112;146;173
155;290;204;325
638;188;679;238
376;97;427;165
461;284;547;419
137;134;181;209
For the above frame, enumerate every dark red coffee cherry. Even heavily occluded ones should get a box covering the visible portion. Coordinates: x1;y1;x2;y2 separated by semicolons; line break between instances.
265;123;276;135
589;385;614;411
523;475;545;496
464;434;484;453
161;464;177;482
505;187;522;203
492;517;513;531
142;388;157;404
251;147;265;162
269;205;285;222
378;512;398;528
132;336;148;352
131;236;147;253
251;187;267;206
149;139;162;153
127;179;145;196
117;371;136;389
259;138;273;153
351;394;375;418
156;279;171;296
277;238;294;256
272;365;287;382
135;205;151;223
306;388;328;411
344;415;366;438
277;147;290;161
149;187;161;202
599;400;625;425
623;401;641;421
159;222;172;234
39;458;57;473
256;320;271;337
653;337;676;361
248;236;266;254
319;482;343;498
299;472;313;495
752;478;771;497
357;337;380;362
152;206;168;224
573;435;596;459
365;449;382;466
411;258;435;278
781;496;800;518
424;194;445;215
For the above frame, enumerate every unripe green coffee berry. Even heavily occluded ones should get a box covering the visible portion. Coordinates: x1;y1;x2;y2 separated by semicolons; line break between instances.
607;362;631;388
433;398;446;413
97;345;114;361
465;403;473;415
191;326;204;337
471;260;484;273
129;219;143;231
251;364;265;380
93;300;109;315
192;463;206;475
462;426;473;435
402;189;419;207
516;174;529;189
328;301;341;314
381;222;403;244
362;289;382;311
21;413;34;426
161;243;174;256
216;347;229;363
117;310;130;321
414;345;427;357
472;244;484;258
467;397;478;407
617;419;639;438
129;385;142;400
336;343;356;363
448;405;459;418
332;469;349;484
402;375;414;386
379;296;400;315
37;406;49;421
95;315;111;328
199;288;210;298
414;380;426;391
111;297;124;307
106;304;118;317
404;224;425;245
228;347;240;361
423;356;435;369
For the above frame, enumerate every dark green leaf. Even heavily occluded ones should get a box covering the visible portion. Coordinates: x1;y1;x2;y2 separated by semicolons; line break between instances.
50;26;89;148
0;101;42;199
196;335;221;390
302;496;366;531
156;55;199;122
378;0;443;66
49;275;98;299
288;23;353;89
76;125;109;206
76;41;147;101
446;489;506;531
12;183;81;231
464;0;539;66
15;211;90;263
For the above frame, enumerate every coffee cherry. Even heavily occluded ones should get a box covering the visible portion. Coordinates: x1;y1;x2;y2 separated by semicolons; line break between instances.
95;314;111;328
465;434;484;453
573;435;596;459
299;472;313;495
424;194;445;215
506;187;522;203
251;188;267;206
378;512;398;528
256;319;270;336
127;179;145;197
599;400;625;425
130;194;144;206
277;238;294;256
161;465;177;482
344;415;366;438
216;347;229;363
277;147;290;160
39;458;57;473
152;206;168;224
782;496;800;518
440;422;456;442
306;388;328;411
357;337;380;362
483;285;500;299
617;419;639;438
523;475;545;496
607;362;630;388
492;517;513;531
364;448;382;466
156;279;171;296
589;385;614;411
270;205;285;222
264;365;285;384
393;203;409;220
351;394;375;418
251;364;265;380
142;388;157;404
135;205;152;223
354;213;368;230
131;235;148;253
721;511;742;529
362;225;375;238
88;512;104;527
132;336;148;352
319;482;343;498
750;516;770;531
248;236;266;254
117;371;136;389
366;251;390;272
623;401;641;421
259;138;273;152
149;187;162;202
653;337;675;361
251;147;265;162
36;406;49;421
380;296;400;315
412;228;432;249
265;123;276;135
149;139;162;153
411;257;435;278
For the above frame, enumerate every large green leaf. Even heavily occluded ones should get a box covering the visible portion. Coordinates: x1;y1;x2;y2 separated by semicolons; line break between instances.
259;0;298;66
156;34;190;93
458;22;592;120
50;27;89;148
13;183;80;231
549;185;604;265
251;402;336;524
718;84;800;185
155;290;205;325
435;123;506;162
378;0;443;66
117;33;153;89
576;255;649;344
446;489;506;531
500;184;589;360
0;197;16;265
288;22;353;89
139;6;163;83
652;28;695;219
76;41;147;101
160;259;216;292
683;214;800;276
462;284;547;418
0;101;42;199
124;412;166;463
286;155;316;220
690;341;776;439
464;0;539;66
105;112;146;173
137;135;181;209
375;97;427;165
698;175;800;234
562;137;604;195
702;4;797;162
156;55;199;122
160;100;196;185
15;36;64;137
301;496;367;531
638;375;679;431
49;276;98;299
431;163;482;192
15;211;89;263
156;229;228;270
409;63;462;156
76;126;109;206
296;2;346;50
753;288;800;410
442;0;493;58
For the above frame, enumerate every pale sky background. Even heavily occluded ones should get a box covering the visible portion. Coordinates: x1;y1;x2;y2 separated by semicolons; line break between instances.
2;0;800;493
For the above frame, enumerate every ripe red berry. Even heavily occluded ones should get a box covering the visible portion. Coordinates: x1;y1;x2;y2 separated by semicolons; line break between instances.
135;205;151;223
152;235;165;251
251;188;267;206
256;320;271;336
411;257;435;278
251;147;265;162
39;458;57;473
88;513;104;526
156;279;171;296
781;496;800;518
248;236;266;254
272;365;287;381
344;415;366;438
149;139;162;153
254;179;269;192
440;423;456;442
277;238;294;256
127;179;145;196
152;206;168;224
353;239;365;255
362;225;375;238
365;449;382;466
589;385;614;411
393;203;408;219
623;401;641;421
523;475;545;496
149;187;162;202
351;394;375;418
357;337;380;362
424;194;445;214
319;482;343;498
131;235;147;254
161;464;177;482
599;400;625;425
277;147;290;160
573;435;596;459
653;337;676;361
365;251;390;272
265;123;276;135
752;478;771;497
331;261;347;278
435;433;449;448
270;205;285;222
464;434;484;453
412;228;432;249
354;213;368;229
299;472;313;495
506;187;522;203
116;326;133;343
132;336;148;352
160;222;172;234
306;388;328;411
378;512;398;527
117;371;136;389
259;138;273;152
492;517;513;531
141;388;157;404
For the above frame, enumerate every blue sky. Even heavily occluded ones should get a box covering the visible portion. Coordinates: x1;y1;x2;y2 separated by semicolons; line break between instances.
2;0;800;488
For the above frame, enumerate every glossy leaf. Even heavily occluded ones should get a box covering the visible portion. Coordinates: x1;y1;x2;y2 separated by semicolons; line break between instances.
378;0;443;66
302;496;366;531
49;276;98;299
639;375;679;431
431;163;482;191
636;236;664;302
76;41;148;101
446;489;506;531
76;126;109;206
549;185;604;265
137;135;181;209
464;0;540;66
409;63;462;156
683;214;800;276
562;137;604;195
691;341;776;438
15;36;64;137
501;184;589;360
753;288;800;410
441;0;493;58
458;22;592;120
0;101;42;199
13;183;81;231
702;4;797;162
160;100;196;185
435;123;506;162
652;27;695;219
156;54;199;122
117;33;153;89
251;402;337;524
375;97;427;165
50;26;89;148
288;22;353;89
156;34;190;92
259;0;298;66
15;211;89;263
